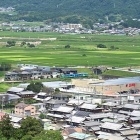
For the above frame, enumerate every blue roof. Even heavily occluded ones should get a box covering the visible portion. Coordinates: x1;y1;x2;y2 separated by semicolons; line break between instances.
90;76;140;86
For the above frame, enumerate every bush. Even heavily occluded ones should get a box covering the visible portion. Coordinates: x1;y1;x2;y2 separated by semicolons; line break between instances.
65;45;70;48
97;44;106;48
6;40;16;47
82;54;86;56
0;62;11;71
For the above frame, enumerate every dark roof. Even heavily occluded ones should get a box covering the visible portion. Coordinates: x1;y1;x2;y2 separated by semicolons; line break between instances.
74;111;91;117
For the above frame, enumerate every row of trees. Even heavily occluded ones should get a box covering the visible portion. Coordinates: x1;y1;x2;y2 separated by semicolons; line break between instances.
1;0;140;23
97;44;119;50
0;115;63;140
6;41;35;48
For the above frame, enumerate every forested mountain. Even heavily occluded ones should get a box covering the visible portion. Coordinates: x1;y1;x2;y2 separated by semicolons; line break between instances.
1;0;140;22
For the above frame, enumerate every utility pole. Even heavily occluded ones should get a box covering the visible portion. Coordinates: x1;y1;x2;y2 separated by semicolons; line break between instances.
2;96;5;112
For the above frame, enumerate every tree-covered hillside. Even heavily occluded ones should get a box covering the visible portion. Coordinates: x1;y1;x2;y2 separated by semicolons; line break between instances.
1;0;140;22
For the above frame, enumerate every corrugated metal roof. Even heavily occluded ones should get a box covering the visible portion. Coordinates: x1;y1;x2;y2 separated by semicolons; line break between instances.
118;110;131;115
101;118;118;123
79;103;97;110
19;91;35;95
38;92;47;96
130;117;140;121
101;122;123;130
8;94;21;100
67;99;84;106
8;87;24;93
120;129;137;136
131;110;140;117
124;104;140;110
91;126;100;131
89;113;108;119
67;116;85;123
56;106;74;113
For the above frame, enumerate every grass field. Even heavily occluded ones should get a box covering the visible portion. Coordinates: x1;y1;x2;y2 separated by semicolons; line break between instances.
0;31;140;67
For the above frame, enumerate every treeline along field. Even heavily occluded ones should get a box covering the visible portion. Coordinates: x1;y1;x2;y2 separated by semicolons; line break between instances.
0;31;140;67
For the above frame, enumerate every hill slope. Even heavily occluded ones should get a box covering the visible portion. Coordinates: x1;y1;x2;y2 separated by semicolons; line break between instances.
1;0;140;21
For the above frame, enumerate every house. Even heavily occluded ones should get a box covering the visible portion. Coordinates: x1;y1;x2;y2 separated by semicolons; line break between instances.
66;116;86;126
20;71;31;80
47;106;74;121
32;103;46;112
89;113;109;122
79;103;103;113
92;66;107;75
9;115;23;128
44;99;66;110
102;102;119;110
118;104;140;115
33;92;49;101
67;99;85;107
31;71;41;79
82;121;100;133
5;72;20;81
16;91;36;98
7;87;24;94
0;94;20;104
52;93;70;101
99;122;138;140
60;68;77;74
68;132;95;140
15;102;36;117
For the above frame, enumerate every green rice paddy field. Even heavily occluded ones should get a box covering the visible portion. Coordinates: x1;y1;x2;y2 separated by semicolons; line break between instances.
0;31;140;67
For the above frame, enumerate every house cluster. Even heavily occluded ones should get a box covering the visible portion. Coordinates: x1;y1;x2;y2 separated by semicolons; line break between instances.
1;76;140;139
0;7;15;13
1;20;140;35
4;64;80;81
92;22;140;35
2;94;140;140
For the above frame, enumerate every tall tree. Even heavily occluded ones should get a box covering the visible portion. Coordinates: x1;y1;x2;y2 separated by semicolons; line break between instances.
20;116;43;137
32;130;63;140
26;82;43;93
0;115;14;139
